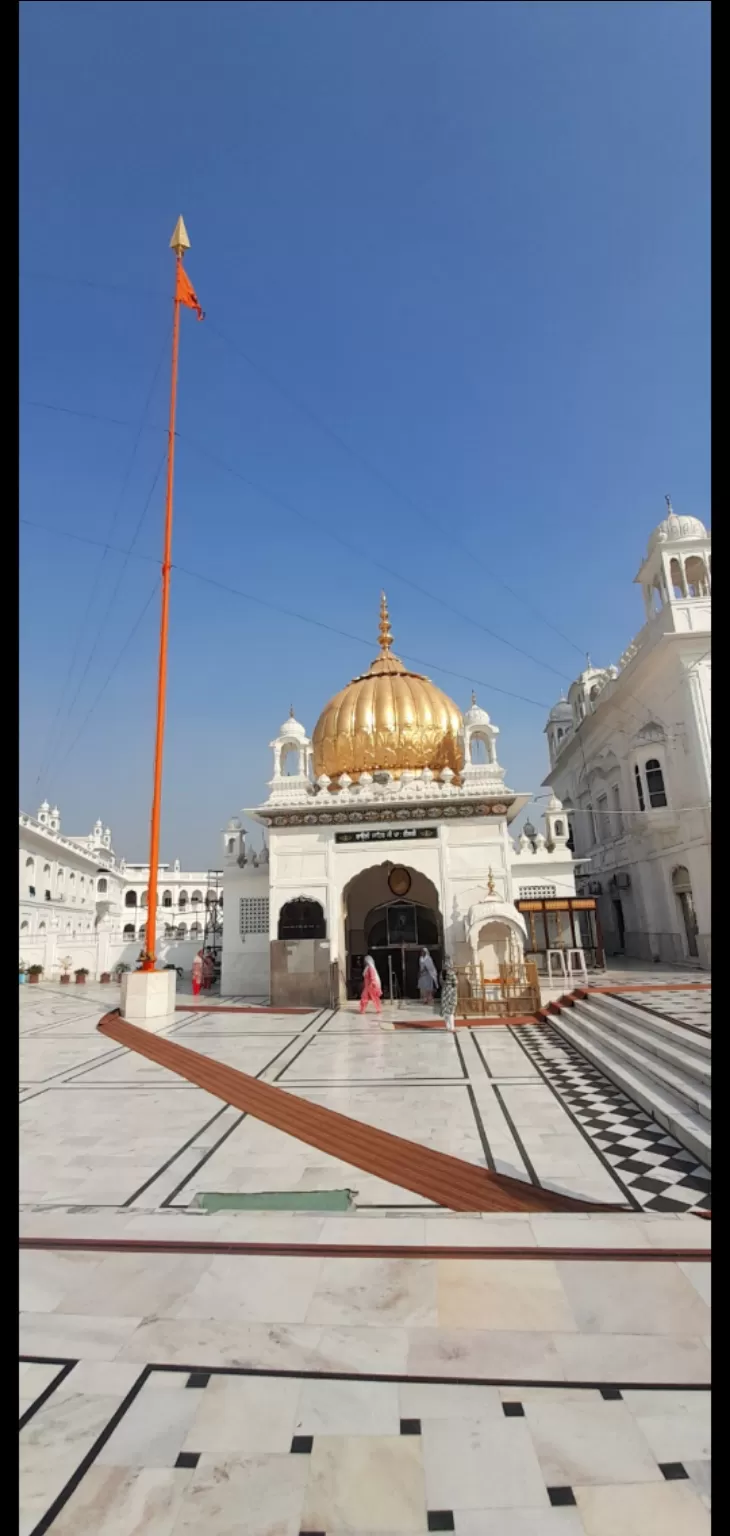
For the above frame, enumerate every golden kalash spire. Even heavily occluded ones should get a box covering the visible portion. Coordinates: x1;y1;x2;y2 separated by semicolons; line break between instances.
311;594;463;781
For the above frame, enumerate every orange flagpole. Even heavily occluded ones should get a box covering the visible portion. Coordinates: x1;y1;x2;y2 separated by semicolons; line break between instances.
141;219;188;971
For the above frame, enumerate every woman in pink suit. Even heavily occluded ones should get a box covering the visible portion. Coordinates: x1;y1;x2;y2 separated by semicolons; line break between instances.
191;951;203;997
359;954;383;1014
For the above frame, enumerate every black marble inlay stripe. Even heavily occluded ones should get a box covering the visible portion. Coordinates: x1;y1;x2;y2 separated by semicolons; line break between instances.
427;1515;455;1533
502;1401;525;1416
186;1372;210;1389
400;1417;421;1434
660;1462;690;1480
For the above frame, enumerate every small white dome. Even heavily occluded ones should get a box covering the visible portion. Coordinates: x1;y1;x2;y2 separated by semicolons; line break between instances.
279;708;307;740
548;697;572;724
546;793;563;813
40;800;50;813
648;507;708;554
463;692;491;727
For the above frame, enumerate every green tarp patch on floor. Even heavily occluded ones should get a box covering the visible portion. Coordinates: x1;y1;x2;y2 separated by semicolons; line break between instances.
194;1190;354;1212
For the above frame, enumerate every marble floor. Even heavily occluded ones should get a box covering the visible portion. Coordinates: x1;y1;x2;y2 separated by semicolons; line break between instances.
19;979;711;1534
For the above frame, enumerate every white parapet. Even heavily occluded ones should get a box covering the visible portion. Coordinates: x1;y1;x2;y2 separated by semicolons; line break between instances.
120;969;176;1029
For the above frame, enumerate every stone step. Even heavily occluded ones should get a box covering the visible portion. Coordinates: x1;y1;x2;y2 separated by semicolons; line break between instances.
576;990;711;1057
567;997;711;1087
567;1003;711;1120
550;1010;711;1169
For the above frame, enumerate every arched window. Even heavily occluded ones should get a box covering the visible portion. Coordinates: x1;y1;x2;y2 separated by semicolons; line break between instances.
164;923;174;937
141;890;148;907
470;736;489;764
634;765;645;812
190;922;202;938
65;921;72;933
125;890;137;907
645;759;667;809
80;875;85;889
20;920;29;932
191;890;203;906
123;923;135;939
138;925;147;940
97;877;107;894
178;891;188;909
25;857;34;874
69;872;75;886
206;889;217;905
227;838;235;853
177;923;188;939
277;898;326;941
38;921;46;933
554;820;564;837
162;890;172;907
669;557;685;599
672;865;699;957
685;556;710;597
43;864;51;877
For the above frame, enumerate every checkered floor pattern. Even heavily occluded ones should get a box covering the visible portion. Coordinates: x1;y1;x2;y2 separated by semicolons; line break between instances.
516;1022;711;1214
627;991;712;1036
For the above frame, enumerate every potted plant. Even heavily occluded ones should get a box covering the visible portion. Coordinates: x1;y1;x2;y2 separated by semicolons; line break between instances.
100;971;111;984
74;967;90;985
59;957;72;985
27;964;44;986
19;961;27;985
114;962;130;983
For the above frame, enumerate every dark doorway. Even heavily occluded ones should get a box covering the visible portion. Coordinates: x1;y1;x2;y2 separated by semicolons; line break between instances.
612;899;625;951
278;898;326;941
363;899;442;1000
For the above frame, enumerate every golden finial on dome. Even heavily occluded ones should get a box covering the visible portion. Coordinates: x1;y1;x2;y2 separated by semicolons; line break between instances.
378;592;393;654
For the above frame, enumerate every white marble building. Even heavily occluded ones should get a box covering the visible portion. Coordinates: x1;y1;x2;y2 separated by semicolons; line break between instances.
19;802;217;980
543;501;711;969
222;596;584;1003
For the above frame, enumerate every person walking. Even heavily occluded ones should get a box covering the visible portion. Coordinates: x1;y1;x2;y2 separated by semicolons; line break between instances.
417;947;439;1005
440;957;458;1033
191;950;204;998
202;950;216;991
359;954;383;1015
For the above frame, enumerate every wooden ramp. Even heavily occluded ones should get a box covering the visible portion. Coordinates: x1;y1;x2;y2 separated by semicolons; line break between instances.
97;1012;625;1215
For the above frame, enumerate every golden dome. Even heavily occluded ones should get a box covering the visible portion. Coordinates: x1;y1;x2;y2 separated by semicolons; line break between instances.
312;595;464;781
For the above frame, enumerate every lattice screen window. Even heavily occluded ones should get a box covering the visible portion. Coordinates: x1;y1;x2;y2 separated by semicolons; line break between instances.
239;897;269;936
518;884;557;900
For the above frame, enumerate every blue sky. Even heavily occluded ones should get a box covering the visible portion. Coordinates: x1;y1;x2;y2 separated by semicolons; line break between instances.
20;0;710;866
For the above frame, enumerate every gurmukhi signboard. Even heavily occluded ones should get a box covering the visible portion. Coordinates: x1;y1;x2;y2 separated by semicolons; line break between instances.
335;828;439;845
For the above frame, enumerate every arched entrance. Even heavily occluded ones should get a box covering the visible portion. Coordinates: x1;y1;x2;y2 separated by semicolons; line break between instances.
343;863;442;1000
277;898;326;941
672;866;699;959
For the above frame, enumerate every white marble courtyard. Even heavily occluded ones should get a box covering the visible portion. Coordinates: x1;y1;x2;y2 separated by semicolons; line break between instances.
20;979;711;1534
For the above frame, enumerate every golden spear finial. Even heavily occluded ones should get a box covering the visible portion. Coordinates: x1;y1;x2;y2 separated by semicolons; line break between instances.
170;215;191;255
378;591;393;653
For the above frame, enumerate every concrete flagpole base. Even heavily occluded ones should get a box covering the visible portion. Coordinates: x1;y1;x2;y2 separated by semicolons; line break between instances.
120;970;176;1031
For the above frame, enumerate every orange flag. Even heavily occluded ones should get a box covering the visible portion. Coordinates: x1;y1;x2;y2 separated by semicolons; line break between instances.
176;263;204;321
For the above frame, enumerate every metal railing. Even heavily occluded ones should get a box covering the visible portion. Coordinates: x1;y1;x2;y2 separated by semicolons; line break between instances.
455;959;541;1019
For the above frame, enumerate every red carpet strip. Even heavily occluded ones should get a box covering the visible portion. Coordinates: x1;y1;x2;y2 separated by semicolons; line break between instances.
19;1237;710;1261
97;1012;625;1215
